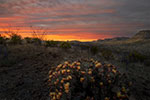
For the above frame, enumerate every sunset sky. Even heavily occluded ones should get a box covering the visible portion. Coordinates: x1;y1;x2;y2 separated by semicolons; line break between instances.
0;0;150;41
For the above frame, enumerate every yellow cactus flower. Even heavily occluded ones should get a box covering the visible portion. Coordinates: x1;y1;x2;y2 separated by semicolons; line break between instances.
62;78;67;81
67;75;72;80
61;69;66;74
52;96;56;100
122;87;126;93
112;69;117;74
71;62;75;66
88;71;92;75
99;82;103;86
77;66;81;70
56;68;59;71
64;82;70;93
60;79;64;84
108;80;111;84
65;90;69;93
57;64;62;68
62;65;66;69
117;92;122;98
81;71;86;74
95;63;102;68
52;72;56;76
64;82;70;88
76;62;81;66
95;61;99;64
107;74;110;78
48;79;51;82
105;97;109;100
67;69;71;73
56;94;60;99
90;58;94;62
58;92;62;96
50;92;54;96
91;77;95;82
69;65;73;68
49;75;52;79
49;70;52;75
54;81;57;85
80;77;85;82
55;89;58;92
106;64;110;67
57;71;60;75
64;61;69;65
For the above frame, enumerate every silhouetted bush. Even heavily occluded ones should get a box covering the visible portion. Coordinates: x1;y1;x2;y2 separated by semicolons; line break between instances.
24;37;33;43
32;38;42;45
90;45;99;55
79;44;90;50
45;40;59;47
0;36;6;44
10;34;22;44
60;42;71;49
128;51;146;62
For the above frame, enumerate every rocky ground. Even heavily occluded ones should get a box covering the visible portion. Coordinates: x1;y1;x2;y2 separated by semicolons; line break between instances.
0;43;150;100
0;44;89;100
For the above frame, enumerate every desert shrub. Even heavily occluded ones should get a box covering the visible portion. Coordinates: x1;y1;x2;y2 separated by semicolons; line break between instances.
128;51;146;62
90;45;99;55
24;37;33;43
48;59;132;100
45;40;59;47
0;36;6;44
10;34;22;44
100;49;114;60
60;42;71;49
32;38;42;45
79;44;90;50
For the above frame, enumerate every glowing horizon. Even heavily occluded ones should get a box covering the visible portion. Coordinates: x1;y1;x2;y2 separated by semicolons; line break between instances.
0;28;113;42
0;26;115;41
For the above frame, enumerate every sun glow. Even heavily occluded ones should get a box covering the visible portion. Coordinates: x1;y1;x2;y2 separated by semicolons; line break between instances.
0;27;113;42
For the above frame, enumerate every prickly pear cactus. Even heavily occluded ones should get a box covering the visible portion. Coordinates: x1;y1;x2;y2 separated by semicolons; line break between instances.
48;59;132;100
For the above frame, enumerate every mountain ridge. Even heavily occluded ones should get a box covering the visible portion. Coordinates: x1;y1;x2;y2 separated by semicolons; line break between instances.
131;30;150;39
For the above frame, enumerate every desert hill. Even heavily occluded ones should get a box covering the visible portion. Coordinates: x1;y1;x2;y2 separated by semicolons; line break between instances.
132;30;150;40
96;30;150;45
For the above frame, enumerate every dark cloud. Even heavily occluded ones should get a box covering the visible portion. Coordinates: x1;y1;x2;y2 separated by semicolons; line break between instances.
0;0;150;39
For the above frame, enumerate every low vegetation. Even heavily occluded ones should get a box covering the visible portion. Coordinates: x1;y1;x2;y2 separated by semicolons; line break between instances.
127;51;147;62
24;37;33;44
60;42;71;49
0;35;6;44
10;34;22;44
45;40;59;47
100;49;114;60
32;38;42;45
90;45;99;55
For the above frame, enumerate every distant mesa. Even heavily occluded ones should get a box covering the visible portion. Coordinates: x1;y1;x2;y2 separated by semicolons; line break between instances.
97;37;129;42
97;30;150;42
132;30;150;39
